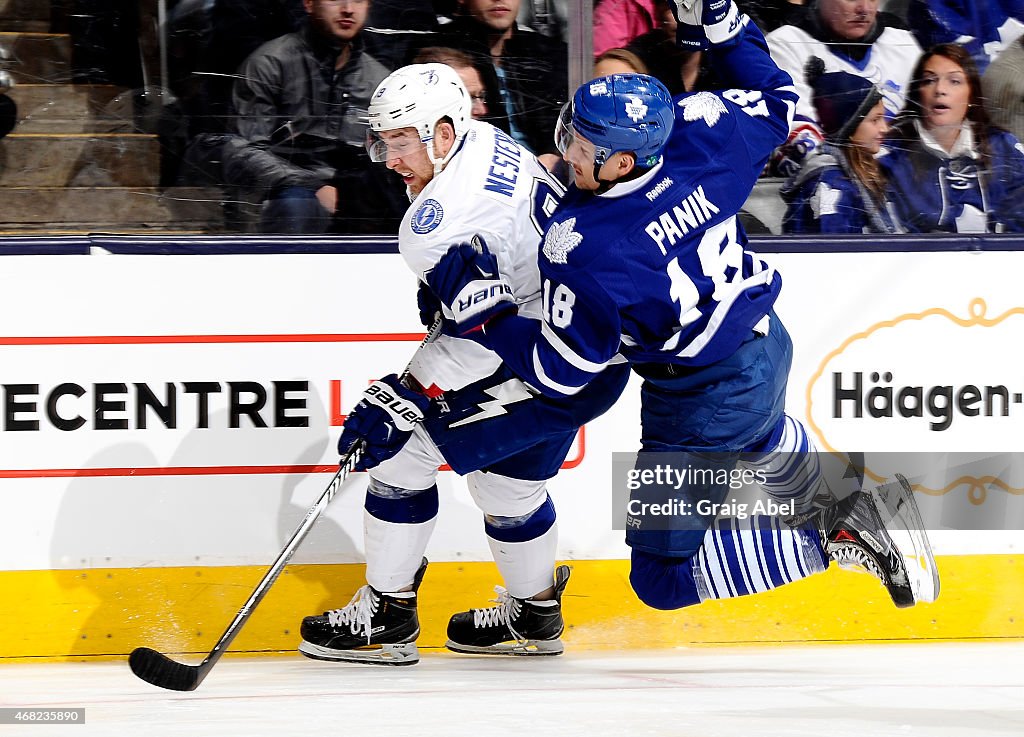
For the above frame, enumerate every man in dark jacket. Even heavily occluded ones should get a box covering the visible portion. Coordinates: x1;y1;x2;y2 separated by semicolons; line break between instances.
425;0;568;171
223;0;407;234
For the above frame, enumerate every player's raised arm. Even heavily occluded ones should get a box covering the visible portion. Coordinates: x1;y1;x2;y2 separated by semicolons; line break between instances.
670;0;798;159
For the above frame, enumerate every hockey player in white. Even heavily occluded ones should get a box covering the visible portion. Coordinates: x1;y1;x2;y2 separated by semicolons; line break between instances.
298;63;629;664
427;2;940;616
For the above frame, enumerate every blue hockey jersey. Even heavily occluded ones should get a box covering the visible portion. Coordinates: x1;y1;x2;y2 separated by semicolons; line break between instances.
485;22;797;397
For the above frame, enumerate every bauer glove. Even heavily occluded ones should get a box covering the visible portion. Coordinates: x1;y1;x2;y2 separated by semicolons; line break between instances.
425;237;517;336
672;0;744;51
338;374;430;472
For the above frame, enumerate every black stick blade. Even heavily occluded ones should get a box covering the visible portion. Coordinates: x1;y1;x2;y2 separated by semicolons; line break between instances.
129;647;205;691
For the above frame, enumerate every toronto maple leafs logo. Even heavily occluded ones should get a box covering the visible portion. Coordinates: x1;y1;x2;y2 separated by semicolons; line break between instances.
678;92;729;127
625;96;648;123
543;217;583;264
810;181;841;218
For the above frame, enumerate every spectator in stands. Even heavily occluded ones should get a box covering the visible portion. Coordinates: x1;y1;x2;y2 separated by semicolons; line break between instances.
907;0;1024;74
782;57;896;233
593;0;658;57
593;48;649;77
423;0;568;171
412;47;490;119
766;0;922;177
881;43;1024;233
222;0;407;234
983;36;1024;143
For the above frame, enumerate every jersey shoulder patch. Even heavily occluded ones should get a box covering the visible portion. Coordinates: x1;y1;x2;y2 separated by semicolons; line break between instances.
678;92;729;128
410;198;445;234
542;216;584;264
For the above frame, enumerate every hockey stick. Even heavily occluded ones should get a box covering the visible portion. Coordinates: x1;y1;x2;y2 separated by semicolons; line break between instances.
129;317;445;691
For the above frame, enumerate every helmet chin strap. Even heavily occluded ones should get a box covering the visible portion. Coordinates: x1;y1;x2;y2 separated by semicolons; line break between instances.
591;151;616;194
424;125;463;176
426;141;445;176
593;163;617;195
592;151;645;194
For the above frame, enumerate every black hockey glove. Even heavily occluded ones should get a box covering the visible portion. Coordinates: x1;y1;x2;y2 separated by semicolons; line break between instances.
425;238;517;336
338;374;430;472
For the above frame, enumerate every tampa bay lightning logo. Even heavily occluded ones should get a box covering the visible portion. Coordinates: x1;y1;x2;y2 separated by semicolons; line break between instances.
411;199;444;233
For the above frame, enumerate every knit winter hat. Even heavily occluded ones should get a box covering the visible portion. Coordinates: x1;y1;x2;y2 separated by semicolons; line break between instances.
806;56;883;143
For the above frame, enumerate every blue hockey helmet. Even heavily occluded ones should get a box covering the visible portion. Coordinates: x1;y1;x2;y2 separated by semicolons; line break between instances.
556;74;675;168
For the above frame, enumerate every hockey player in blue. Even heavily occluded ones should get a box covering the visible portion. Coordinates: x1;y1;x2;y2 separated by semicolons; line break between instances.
298;63;630;665
427;1;939;614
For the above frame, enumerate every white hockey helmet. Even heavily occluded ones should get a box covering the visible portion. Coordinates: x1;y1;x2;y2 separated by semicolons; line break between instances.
367;63;472;173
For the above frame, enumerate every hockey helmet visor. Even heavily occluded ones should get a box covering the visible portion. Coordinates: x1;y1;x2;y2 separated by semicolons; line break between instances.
366;128;428;163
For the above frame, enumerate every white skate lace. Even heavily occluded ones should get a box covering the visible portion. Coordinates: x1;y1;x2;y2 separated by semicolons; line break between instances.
326;585;380;643
472;586;525;641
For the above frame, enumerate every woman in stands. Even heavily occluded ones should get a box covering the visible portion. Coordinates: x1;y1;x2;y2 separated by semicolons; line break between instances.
881;43;1024;233
781;57;895;234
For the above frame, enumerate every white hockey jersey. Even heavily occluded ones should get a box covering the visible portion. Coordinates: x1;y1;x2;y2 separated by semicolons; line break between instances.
401;119;564;393
766;23;922;133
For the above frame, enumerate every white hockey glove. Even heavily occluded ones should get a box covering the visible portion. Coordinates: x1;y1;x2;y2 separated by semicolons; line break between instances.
672;0;743;51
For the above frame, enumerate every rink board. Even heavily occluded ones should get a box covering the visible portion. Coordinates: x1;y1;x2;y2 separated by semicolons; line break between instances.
0;238;1023;658
0;555;1021;661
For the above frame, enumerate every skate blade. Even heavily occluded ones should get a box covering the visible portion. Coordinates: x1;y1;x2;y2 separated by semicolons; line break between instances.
298;640;419;666
444;637;564;656
874;474;941;604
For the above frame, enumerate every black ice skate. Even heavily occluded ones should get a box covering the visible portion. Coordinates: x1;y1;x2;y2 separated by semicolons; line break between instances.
298;558;427;666
445;565;570;656
820;474;940;608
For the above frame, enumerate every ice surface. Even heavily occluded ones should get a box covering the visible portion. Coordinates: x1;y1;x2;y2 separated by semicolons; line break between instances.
1;643;1022;737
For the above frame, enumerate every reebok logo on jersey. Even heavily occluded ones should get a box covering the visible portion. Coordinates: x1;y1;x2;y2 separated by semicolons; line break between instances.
645;176;674;201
